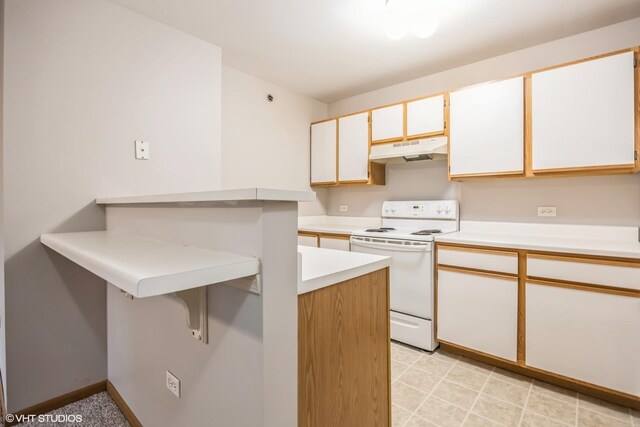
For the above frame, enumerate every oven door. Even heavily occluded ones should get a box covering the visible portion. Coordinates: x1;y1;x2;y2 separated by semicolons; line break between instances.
350;236;433;319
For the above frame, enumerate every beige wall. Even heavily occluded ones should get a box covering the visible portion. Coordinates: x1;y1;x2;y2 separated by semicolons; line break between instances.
220;66;328;215
325;18;640;227
3;0;222;411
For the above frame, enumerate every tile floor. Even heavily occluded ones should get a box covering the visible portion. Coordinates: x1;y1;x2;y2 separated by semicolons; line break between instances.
391;341;640;427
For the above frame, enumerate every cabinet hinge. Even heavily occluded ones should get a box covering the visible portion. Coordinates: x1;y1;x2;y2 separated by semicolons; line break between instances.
443;99;447;107
634;57;638;68
444;121;447;129
368;116;371;122
635;150;638;161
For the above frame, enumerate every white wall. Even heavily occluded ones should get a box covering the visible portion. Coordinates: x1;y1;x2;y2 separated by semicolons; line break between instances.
221;66;328;215
0;0;5;406
3;0;222;411
324;18;640;227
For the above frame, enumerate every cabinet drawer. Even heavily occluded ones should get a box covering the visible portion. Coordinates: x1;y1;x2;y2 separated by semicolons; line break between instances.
319;236;350;252
526;282;640;396
437;268;518;361
527;254;640;291
438;246;518;274
298;234;318;248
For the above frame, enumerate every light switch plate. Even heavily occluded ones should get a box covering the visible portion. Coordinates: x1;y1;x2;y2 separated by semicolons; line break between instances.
537;206;557;217
135;140;150;160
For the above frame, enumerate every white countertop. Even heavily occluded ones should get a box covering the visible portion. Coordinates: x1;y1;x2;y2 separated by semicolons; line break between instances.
298;215;381;235
96;188;316;205
435;221;640;259
41;231;261;297
297;246;390;295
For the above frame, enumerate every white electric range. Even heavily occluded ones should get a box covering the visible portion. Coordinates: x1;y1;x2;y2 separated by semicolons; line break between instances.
350;200;459;351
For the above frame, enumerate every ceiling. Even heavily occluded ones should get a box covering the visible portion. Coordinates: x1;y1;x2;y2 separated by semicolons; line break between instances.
110;0;640;103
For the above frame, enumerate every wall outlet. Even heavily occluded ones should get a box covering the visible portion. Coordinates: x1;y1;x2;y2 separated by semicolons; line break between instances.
537;206;557;217
135;140;150;160
339;205;348;212
166;370;180;398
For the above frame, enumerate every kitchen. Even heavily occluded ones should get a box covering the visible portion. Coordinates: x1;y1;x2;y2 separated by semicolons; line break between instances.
1;1;640;427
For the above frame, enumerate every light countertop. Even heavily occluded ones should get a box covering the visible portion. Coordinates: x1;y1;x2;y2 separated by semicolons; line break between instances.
435;221;640;259
298;215;381;236
41;231;260;298
97;188;316;205
298;245;390;295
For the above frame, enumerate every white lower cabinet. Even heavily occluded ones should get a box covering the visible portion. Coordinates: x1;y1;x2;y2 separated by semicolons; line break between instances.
526;283;640;396
437;269;518;361
319;236;350;252
298;234;318;248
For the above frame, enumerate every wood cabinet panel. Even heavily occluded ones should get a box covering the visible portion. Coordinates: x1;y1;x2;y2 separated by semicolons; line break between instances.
310;120;337;184
299;268;390;427
319;236;350;252
437;268;518;361
449;77;525;177
526;283;640;396
406;95;445;138
338;112;369;182
372;104;403;143
531;52;636;172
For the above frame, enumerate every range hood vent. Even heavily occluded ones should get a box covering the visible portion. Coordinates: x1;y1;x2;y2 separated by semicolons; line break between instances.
369;136;448;163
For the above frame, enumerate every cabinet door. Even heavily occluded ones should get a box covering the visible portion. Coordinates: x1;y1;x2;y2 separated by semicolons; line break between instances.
406;95;445;138
298;234;318;247
310;120;337;184
449;77;524;177
319;236;350;252
532;52;635;172
371;104;403;143
437;268;518;361
526;282;640;396
338;113;369;182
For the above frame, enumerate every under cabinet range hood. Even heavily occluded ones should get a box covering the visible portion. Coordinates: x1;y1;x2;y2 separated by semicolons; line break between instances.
369;137;448;163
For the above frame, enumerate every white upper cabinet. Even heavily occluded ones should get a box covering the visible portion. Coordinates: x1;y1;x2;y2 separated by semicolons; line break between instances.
371;104;403;143
531;52;636;172
449;77;525;176
310;120;337;184
406;95;445;138
338;112;369;182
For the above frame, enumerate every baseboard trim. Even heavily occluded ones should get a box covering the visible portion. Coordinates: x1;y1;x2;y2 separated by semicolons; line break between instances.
439;341;640;410
107;380;143;427
6;380;107;426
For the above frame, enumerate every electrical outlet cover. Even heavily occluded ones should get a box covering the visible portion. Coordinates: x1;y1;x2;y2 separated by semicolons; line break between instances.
537;206;557;217
166;370;180;398
339;205;348;212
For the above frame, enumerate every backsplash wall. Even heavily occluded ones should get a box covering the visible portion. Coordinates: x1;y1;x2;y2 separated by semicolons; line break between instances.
325;163;640;227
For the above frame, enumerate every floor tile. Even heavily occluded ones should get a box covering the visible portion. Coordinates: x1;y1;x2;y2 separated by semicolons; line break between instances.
415;396;468;427
526;392;577;425
520;410;571;427
491;367;533;388
392;404;412;427
432;380;479;411
578;394;632;422
578;408;631;427
482;376;529;407
393;381;429;412
471;394;523;426
398;367;441;394
457;356;494;375
392;343;423;365
413;355;455;377
531;380;578;405
430;348;461;364
392;360;411;381
405;415;439;427
446;364;490;392
463;413;502;427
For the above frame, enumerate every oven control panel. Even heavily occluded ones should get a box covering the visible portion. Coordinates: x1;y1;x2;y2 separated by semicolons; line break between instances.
382;200;458;220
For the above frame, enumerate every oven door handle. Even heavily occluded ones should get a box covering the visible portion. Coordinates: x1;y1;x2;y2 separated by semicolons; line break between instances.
350;239;431;252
